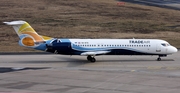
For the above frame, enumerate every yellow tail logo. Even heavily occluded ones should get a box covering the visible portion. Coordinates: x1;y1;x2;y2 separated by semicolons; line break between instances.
18;22;44;46
4;21;52;47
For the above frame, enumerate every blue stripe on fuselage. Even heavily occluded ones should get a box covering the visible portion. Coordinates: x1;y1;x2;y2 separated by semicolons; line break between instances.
59;39;149;53
47;39;151;54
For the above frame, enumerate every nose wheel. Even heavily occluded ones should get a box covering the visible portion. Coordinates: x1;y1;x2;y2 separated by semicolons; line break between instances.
157;55;167;61
157;57;161;61
87;55;96;63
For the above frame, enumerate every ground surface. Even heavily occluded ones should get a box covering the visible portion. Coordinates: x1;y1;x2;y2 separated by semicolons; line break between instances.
0;0;180;51
0;51;180;93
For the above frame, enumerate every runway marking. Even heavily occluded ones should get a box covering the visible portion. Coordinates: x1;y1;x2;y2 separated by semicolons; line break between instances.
131;70;136;72
147;66;162;69
166;67;180;70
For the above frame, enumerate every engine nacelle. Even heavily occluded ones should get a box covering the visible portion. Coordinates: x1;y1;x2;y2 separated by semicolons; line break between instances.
46;39;72;55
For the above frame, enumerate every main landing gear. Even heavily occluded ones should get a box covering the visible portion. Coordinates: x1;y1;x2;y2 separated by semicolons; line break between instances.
87;55;96;63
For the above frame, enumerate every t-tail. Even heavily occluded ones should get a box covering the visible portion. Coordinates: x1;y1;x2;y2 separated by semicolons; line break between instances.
4;21;53;50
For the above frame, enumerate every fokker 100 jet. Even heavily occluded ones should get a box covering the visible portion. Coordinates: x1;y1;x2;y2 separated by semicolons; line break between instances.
4;21;178;62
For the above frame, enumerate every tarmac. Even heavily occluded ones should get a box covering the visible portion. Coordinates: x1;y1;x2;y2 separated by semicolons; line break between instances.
0;51;180;93
1;1;180;92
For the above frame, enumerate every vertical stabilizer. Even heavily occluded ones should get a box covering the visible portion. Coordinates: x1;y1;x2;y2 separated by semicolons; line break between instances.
4;21;50;47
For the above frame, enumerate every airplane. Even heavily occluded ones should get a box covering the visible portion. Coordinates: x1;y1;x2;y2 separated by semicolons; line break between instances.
4;20;178;62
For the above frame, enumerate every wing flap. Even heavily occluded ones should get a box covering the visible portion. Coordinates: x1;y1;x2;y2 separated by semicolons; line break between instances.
80;51;110;56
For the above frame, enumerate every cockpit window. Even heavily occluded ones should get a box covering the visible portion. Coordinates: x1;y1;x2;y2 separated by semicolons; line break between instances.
161;43;170;47
161;43;166;46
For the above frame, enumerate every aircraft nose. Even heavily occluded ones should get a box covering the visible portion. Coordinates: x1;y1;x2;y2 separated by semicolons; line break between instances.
170;46;178;53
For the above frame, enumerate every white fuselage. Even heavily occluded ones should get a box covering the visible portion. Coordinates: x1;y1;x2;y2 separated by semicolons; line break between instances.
58;39;177;55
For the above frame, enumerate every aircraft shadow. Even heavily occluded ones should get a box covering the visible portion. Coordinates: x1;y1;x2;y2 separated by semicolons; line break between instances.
15;56;174;67
96;59;174;62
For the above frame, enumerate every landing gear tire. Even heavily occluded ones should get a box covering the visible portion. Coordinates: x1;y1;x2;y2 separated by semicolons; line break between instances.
90;58;96;63
157;57;161;61
87;56;96;63
87;56;92;61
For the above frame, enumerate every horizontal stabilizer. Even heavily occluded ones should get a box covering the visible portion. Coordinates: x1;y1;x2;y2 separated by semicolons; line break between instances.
3;21;26;25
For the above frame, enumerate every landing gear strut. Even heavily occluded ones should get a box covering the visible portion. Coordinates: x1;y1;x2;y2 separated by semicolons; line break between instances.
157;55;167;61
87;55;96;63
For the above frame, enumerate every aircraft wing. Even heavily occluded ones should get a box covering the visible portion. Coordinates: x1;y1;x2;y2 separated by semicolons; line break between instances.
80;51;111;56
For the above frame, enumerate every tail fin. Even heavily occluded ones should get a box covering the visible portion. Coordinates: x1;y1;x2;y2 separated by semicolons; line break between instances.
4;20;52;47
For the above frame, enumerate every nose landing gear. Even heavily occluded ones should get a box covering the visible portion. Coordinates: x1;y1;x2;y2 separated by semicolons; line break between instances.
157;55;167;61
157;57;161;61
